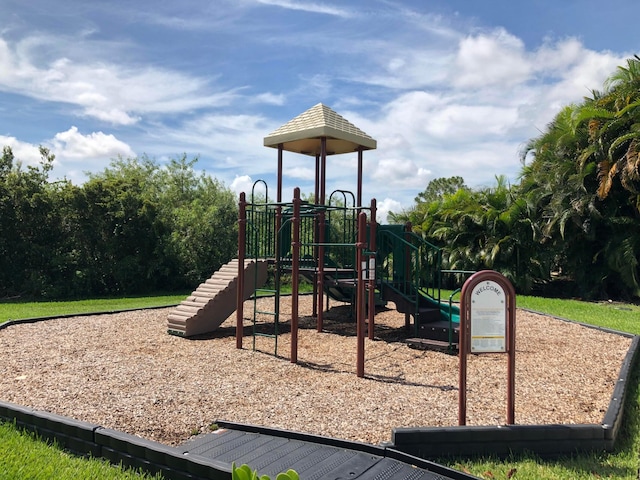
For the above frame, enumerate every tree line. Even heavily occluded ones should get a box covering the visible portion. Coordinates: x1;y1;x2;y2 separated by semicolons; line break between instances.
0;151;237;299
391;56;640;300
4;57;639;301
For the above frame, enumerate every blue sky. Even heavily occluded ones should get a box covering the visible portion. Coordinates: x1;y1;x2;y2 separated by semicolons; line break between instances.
0;0;637;221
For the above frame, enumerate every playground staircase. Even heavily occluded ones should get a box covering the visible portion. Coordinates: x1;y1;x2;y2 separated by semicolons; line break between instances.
381;285;459;350
167;259;268;337
376;225;460;350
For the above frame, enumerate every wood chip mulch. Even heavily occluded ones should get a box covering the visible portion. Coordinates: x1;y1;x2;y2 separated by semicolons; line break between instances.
0;296;632;446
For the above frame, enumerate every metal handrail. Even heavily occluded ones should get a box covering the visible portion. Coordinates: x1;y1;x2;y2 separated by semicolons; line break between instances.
376;228;446;338
377;230;442;298
448;288;462;348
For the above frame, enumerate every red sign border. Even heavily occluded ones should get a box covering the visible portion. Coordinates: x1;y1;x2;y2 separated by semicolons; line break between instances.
458;270;516;425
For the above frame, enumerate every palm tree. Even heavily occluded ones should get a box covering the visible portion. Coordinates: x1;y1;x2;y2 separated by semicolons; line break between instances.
520;102;610;297
521;57;640;298
581;57;640;204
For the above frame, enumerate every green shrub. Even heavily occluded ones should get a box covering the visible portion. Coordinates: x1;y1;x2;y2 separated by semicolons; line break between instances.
231;462;299;480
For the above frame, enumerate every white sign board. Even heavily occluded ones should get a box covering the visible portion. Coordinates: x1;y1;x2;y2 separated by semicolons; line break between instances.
470;280;506;353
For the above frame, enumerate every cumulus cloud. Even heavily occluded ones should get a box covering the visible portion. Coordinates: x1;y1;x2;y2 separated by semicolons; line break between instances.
286;165;316;180
230;174;254;196
370;157;431;190
376;198;403;225
358;33;627;209
49;126;135;160
0;135;43;167
452;29;531;89
0;128;135;183
0;2;632;215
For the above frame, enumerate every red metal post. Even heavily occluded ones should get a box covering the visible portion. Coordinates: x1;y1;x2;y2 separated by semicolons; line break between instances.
356;212;367;377
404;222;412;331
507;283;516;424
291;188;301;363
357;148;363;209
276;144;283;266
367;199;377;340
316;209;325;332
320;137;327;204
316;138;327;331
236;192;247;349
312;153;320;318
277;144;283;203
458;279;470;425
314;153;320;205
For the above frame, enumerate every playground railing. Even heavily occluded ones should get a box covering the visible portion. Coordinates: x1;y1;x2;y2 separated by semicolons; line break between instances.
376;229;442;312
246;205;278;260
441;270;475;348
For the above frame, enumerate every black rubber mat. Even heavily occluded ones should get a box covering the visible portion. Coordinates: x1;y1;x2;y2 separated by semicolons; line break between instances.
179;425;478;480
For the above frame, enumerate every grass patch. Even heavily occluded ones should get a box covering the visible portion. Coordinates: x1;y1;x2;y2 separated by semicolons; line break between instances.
517;296;640;335
442;290;640;335
0;294;186;323
0;421;161;479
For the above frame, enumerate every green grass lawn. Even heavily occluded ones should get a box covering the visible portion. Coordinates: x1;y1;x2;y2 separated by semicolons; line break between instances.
0;293;639;479
0;421;161;479
0;294;185;323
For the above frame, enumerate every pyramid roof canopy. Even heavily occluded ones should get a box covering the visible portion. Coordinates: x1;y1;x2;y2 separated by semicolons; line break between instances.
264;103;377;156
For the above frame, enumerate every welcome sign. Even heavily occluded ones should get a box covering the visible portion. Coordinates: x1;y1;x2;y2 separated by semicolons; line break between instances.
458;270;516;425
469;280;507;353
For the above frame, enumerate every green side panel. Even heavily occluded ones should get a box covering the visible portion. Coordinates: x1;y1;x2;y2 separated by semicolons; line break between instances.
376;224;408;280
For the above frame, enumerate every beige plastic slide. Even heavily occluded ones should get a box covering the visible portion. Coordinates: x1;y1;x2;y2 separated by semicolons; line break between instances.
167;258;268;337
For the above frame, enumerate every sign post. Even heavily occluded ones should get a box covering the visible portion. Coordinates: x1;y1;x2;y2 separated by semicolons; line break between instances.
458;270;516;425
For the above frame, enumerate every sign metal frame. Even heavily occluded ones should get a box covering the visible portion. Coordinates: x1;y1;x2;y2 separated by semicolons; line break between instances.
458;270;516;425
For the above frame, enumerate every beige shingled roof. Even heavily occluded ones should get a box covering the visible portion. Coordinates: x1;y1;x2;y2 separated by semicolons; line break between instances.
264;103;377;156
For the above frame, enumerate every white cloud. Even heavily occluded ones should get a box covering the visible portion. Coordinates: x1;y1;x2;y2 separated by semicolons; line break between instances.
362;49;454;89
0;128;135;183
354;34;628;212
533;37;585;73
255;0;353;18
426;104;519;139
286;165;315;180
371;157;431;190
253;92;286;105
49;126;135;160
151;113;274;174
452;28;531;89
0;36;240;126
230;174;254;196
0;135;43;167
0;2;632;217
376;198;403;225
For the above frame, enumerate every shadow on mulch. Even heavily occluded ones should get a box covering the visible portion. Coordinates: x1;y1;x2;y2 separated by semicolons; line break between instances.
187;304;409;343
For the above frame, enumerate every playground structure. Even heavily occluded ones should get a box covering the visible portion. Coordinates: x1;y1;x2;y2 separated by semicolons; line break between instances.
168;103;461;376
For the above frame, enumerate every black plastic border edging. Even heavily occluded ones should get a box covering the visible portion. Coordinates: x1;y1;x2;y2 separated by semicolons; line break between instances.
391;319;640;459
0;399;231;480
